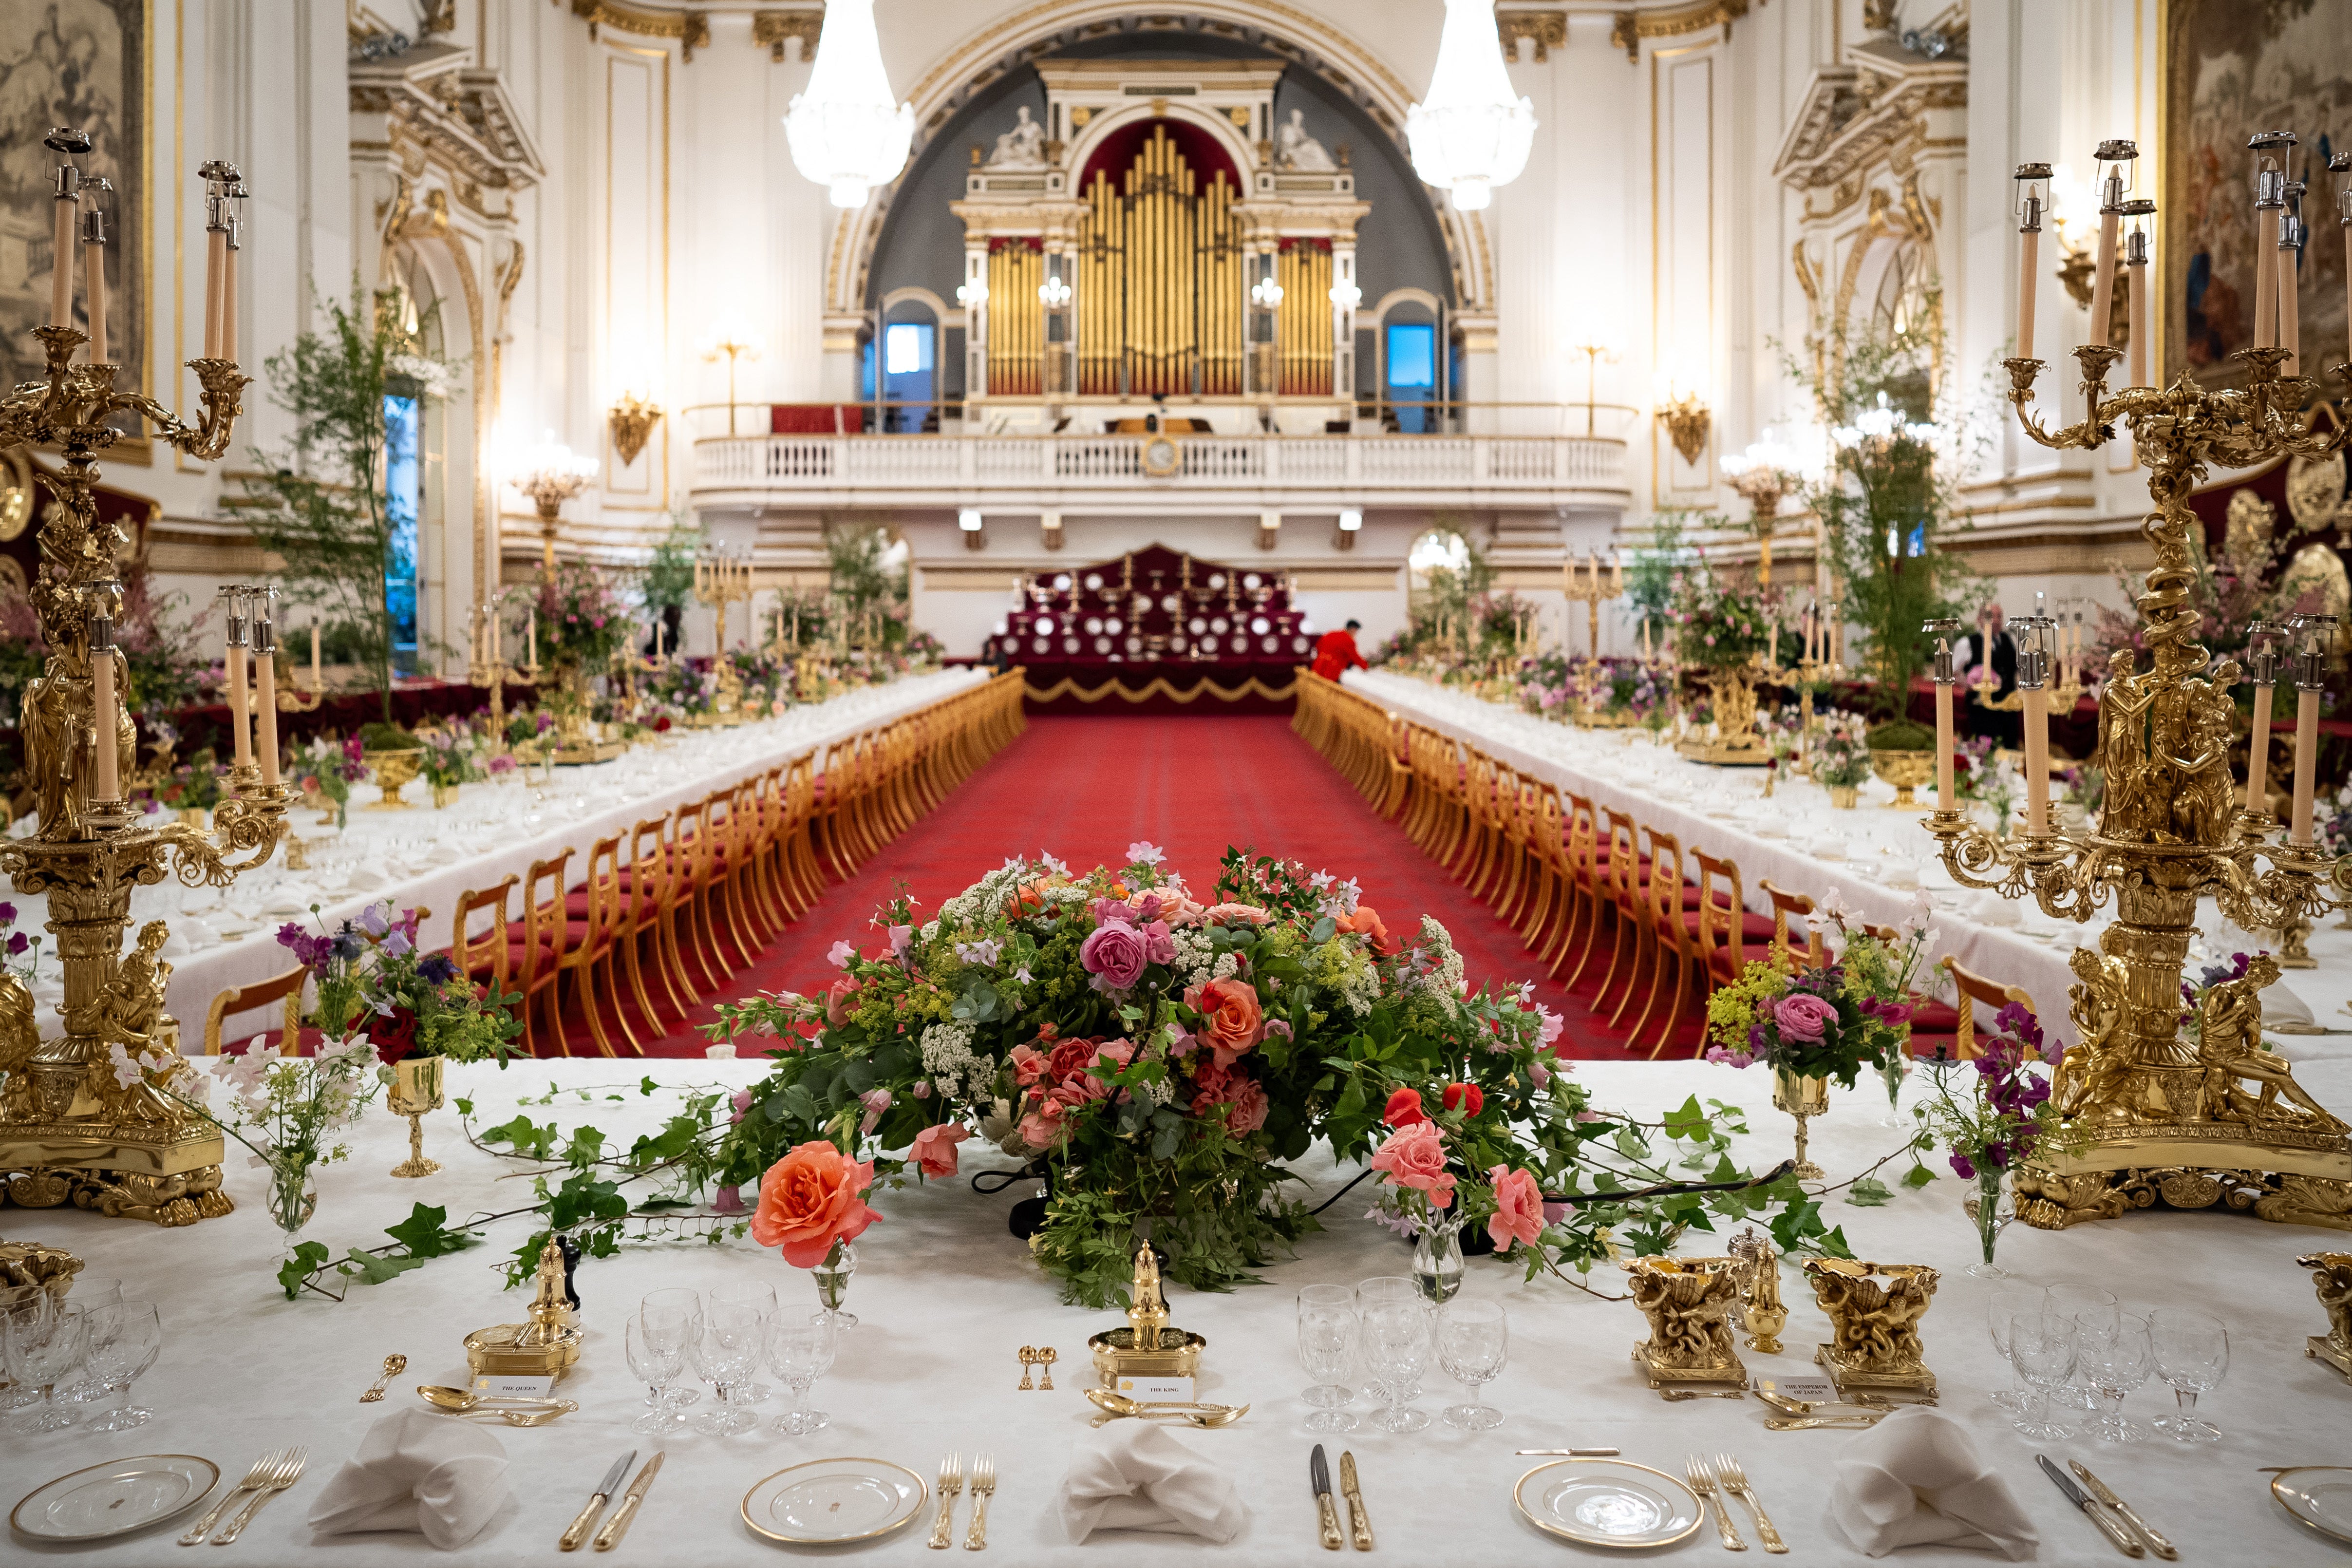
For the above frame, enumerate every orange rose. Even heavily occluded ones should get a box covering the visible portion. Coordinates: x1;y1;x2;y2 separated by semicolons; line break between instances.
751;1139;880;1268
1335;906;1398;955
1184;977;1265;1066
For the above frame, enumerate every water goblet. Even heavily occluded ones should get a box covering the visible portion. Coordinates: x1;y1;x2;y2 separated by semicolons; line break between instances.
1297;1284;1359;1433
712;1280;778;1404
2048;1284;2116;1410
1985;1284;2049;1416
1356;1277;1426;1405
2077;1311;2151;1443
767;1314;837;1436
2005;1310;2078;1441
624;1314;689;1436
80;1302;161;1433
1361;1301;1432;1434
2;1301;87;1434
2148;1308;2228;1443
1435;1299;1507;1430
642;1288;703;1408
55;1278;122;1404
691;1303;764;1436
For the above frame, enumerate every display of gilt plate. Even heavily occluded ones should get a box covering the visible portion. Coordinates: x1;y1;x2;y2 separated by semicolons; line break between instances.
1514;1458;1703;1549
742;1457;927;1546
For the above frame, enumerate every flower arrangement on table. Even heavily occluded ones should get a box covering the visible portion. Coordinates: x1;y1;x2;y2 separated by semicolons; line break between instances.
1910;1001;2064;1269
295;735;370;828
276;900;526;1067
536;561;632;672
1703;891;1935;1087
413;727;484;795
1812;723;1875;796
2316;781;2352;860
1953;736;2020;833
1668;564;1776;673
152;747;226;816
709;845;1835;1308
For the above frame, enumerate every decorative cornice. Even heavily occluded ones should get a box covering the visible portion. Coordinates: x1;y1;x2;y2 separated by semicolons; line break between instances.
1772;56;1965;192
1609;0;1750;64
349;48;545;211
754;12;824;62
571;0;713;62
1497;11;1566;64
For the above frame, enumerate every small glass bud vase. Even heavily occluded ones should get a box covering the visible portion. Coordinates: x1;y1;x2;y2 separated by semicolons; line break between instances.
1411;1214;1465;1306
812;1239;858;1328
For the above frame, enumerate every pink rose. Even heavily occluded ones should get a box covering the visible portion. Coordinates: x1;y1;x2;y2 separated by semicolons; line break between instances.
910;1121;970;1177
1369;1122;1456;1209
858;1087;894;1134
1202;902;1272;926
1223;1077;1269;1134
1486;1164;1544;1253
1009;1042;1050;1087
1773;993;1840;1044
824;977;861;1026
1080;919;1150;989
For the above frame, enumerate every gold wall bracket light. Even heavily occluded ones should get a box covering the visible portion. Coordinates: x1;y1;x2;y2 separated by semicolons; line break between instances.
608;392;662;468
1657;390;1711;467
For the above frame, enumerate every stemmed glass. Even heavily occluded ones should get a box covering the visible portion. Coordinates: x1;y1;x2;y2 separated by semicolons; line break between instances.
2149;1308;2228;1443
2077;1311;2151;1443
712;1281;778;1404
767;1314;837;1436
1361;1301;1432;1434
2048;1284;2116;1409
691;1302;765;1436
1356;1278;1425;1409
2005;1310;2078;1441
1297;1285;1359;1433
641;1288;703;1409
1435;1299;1507;1430
1986;1284;2049;1415
2;1301;88;1434
625;1314;688;1436
56;1278;121;1403
81;1302;161;1433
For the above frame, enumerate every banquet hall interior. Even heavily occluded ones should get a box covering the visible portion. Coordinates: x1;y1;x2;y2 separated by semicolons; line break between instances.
3;0;2352;1561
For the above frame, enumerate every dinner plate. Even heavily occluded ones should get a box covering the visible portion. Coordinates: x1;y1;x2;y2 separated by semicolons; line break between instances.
1514;1458;1702;1549
742;1457;927;1545
2271;1465;2352;1545
10;1454;219;1541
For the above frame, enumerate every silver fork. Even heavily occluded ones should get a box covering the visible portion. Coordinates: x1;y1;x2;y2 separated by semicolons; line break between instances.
926;1453;963;1551
962;1454;995;1551
1713;1453;1787;1555
211;1447;306;1546
1686;1455;1746;1552
179;1448;289;1546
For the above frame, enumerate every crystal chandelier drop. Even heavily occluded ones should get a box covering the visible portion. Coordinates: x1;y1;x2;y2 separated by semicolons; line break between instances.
1406;0;1537;212
783;0;913;209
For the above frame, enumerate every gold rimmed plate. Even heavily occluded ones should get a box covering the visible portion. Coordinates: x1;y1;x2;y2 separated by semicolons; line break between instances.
11;1455;220;1542
2271;1465;2352;1546
1515;1457;1703;1550
742;1457;927;1546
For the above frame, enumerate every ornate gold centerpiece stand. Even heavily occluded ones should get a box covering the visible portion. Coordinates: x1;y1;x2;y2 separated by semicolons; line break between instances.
1677;662;1770;766
1802;1259;1939;1399
1087;1246;1205;1387
1922;143;2352;1234
689;547;752;728
0;146;288;1226
1623;1255;1747;1392
2299;1251;2352;1384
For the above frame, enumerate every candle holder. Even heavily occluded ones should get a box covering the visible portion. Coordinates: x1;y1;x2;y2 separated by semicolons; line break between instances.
1931;167;2352;1233
689;548;754;729
467;594;540;735
0;150;287;1226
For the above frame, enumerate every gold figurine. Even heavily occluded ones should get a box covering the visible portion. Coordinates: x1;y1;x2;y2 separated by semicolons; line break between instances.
1623;1256;1747;1391
464;1237;583;1382
1087;1246;1205;1385
1728;1228;1788;1354
2297;1252;2352;1385
1803;1260;1938;1399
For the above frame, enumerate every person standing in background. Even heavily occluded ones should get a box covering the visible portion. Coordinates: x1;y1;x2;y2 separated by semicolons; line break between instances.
1962;602;2020;747
1311;619;1368;681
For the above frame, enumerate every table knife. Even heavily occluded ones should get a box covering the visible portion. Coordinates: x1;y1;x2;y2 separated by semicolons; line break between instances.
593;1452;665;1553
560;1451;637;1551
2037;1455;2143;1557
1515;1449;1622;1457
1339;1451;1373;1551
1311;1444;1342;1551
2069;1461;2177;1560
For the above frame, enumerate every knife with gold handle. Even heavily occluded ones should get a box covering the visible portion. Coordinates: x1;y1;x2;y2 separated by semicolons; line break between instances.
1339;1452;1373;1551
561;1452;636;1552
1311;1445;1342;1550
594;1453;664;1553
2070;1462;2176;1561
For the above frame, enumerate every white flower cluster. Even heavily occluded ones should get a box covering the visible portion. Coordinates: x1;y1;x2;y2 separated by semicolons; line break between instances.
920;1020;984;1099
920;920;940;943
1404;917;1467;1014
1335;958;1382;1017
938;863;1028;926
1134;1074;1175;1109
1168;928;1218;987
1315;876;1363;919
1211;950;1242;983
1043;886;1090;907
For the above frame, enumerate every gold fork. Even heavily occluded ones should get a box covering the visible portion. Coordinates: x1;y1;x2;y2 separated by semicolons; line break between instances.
212;1447;307;1546
1713;1453;1787;1555
963;1454;995;1551
927;1453;963;1551
179;1448;289;1546
1686;1455;1746;1552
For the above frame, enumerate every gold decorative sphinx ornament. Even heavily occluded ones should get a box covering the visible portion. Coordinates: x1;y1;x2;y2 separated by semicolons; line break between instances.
1087;1246;1205;1384
464;1237;582;1381
2299;1251;2352;1384
1623;1255;1747;1391
1803;1259;1939;1398
0;147;287;1227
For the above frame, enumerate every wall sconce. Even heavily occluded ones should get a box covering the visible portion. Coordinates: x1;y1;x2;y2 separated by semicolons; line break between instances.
1258;509;1281;552
960;507;986;551
1333;507;1362;551
1656;387;1711;467
609;392;663;468
1039;510;1064;551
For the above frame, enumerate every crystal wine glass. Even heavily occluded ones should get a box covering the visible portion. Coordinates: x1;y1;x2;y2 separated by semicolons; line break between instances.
641;1288;703;1408
712;1280;778;1404
1360;1300;1432;1435
624;1313;688;1436
1435;1298;1507;1430
766;1313;837;1436
691;1303;764;1436
2;1301;88;1434
80;1302;161;1433
2077;1311;2151;1443
1985;1284;2049;1416
0;1284;48;1414
56;1277;121;1404
1297;1284;1359;1432
2047;1283;2116;1410
2149;1307;2228;1443
2005;1310;2078;1441
1356;1277;1425;1406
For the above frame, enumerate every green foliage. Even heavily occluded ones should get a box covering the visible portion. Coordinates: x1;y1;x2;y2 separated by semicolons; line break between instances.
358;721;419;751
1622;510;1689;648
276;1203;482;1301
1867;719;1936;751
640;516;702;613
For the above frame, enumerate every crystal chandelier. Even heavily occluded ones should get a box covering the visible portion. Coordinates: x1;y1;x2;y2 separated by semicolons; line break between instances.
1406;0;1536;212
783;0;913;209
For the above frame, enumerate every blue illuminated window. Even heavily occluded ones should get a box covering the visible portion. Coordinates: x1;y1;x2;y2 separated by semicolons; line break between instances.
1386;323;1436;389
383;394;419;667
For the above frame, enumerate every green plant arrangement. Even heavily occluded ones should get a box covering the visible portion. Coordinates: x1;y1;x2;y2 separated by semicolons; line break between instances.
536;561;632;672
153;747;226;814
825;521;911;648
1668;557;1777;672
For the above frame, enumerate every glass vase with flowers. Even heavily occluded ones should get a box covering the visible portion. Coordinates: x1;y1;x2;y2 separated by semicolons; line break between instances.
1912;1002;2065;1277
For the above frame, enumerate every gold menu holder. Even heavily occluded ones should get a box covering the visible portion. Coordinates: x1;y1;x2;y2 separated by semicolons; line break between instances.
2298;1251;2352;1385
1087;1246;1204;1384
464;1238;583;1381
1803;1259;1938;1399
1624;1256;1747;1391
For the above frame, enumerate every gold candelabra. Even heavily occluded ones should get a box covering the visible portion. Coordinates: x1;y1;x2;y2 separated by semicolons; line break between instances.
691;547;753;727
1918;140;2352;1235
0;144;287;1226
466;593;540;736
508;441;597;576
1559;548;1623;661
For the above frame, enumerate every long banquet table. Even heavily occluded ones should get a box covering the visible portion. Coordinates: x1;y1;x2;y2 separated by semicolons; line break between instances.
0;669;985;1046
1346;669;2352;1060
4;1058;2348;1563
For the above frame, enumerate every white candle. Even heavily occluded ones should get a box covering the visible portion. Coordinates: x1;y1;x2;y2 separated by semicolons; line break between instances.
2255;206;2279;349
2279;238;2301;375
309;620;321;693
1935;663;1955;812
527;609;537;670
92;648;119;802
2127;256;2148;389
2291;687;2321;845
51;184;76;330
220;229;239;362
2248;676;2275;817
226;642;252;768
254;648;281;786
2016;225;2039;360
2024;687;2050;835
82;219;107;363
2088;206;2121;349
204;225;226;358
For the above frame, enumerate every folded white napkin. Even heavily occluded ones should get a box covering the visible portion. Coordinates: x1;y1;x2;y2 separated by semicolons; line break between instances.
1058;1421;1244;1545
307;1408;511;1550
1971;891;2023;928
1826;1408;2037;1560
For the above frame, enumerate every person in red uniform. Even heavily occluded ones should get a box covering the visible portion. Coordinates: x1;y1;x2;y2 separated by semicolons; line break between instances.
1311;620;1369;681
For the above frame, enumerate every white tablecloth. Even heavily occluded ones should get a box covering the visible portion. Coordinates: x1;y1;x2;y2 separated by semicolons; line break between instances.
1348;670;2352;1059
3;1057;2349;1564
2;670;983;1046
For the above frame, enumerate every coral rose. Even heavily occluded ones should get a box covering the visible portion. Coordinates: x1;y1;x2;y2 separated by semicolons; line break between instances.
1773;993;1840;1045
1441;1081;1484;1118
1223;1077;1270;1135
823;977;861;1027
1334;906;1398;955
1202;902;1273;926
1008;1042;1050;1088
1369;1122;1455;1208
1382;1087;1428;1127
751;1139;880;1268
910;1122;970;1178
1486;1164;1544;1253
1184;978;1265;1066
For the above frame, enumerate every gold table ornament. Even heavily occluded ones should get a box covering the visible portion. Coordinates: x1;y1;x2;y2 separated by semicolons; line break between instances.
1770;1069;1829;1182
387;1056;445;1178
2298;1252;2352;1384
1802;1259;1939;1399
1623;1256;1747;1391
1088;1246;1205;1385
362;748;424;810
0;150;285;1227
465;1238;583;1381
1728;1228;1788;1354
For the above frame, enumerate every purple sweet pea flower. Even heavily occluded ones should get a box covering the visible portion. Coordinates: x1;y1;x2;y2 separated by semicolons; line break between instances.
417;953;457;985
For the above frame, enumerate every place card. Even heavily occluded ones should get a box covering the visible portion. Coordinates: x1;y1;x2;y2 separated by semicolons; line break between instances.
1752;1375;1835;1403
1113;1374;1195;1402
474;1373;558;1399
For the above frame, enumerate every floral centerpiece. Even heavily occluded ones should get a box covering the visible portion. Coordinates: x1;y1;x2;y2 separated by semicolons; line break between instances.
1911;1002;2063;1274
153;747;226;819
295;735;370;829
199;1037;385;1238
1668;561;1779;758
1812;723;1874;804
536;561;632;672
2317;781;2352;860
276;900;524;1066
414;724;484;802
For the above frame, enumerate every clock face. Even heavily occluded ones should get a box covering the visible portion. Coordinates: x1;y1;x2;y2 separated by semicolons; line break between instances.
1142;435;1181;477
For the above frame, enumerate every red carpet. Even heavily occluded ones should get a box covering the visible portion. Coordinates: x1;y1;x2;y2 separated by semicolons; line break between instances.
622;714;1656;1060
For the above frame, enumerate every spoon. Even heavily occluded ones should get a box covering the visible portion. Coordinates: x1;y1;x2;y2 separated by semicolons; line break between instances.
1084;1389;1247;1418
1088;1407;1249;1428
1658;1388;1749;1401
359;1354;407;1403
416;1384;577;1414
